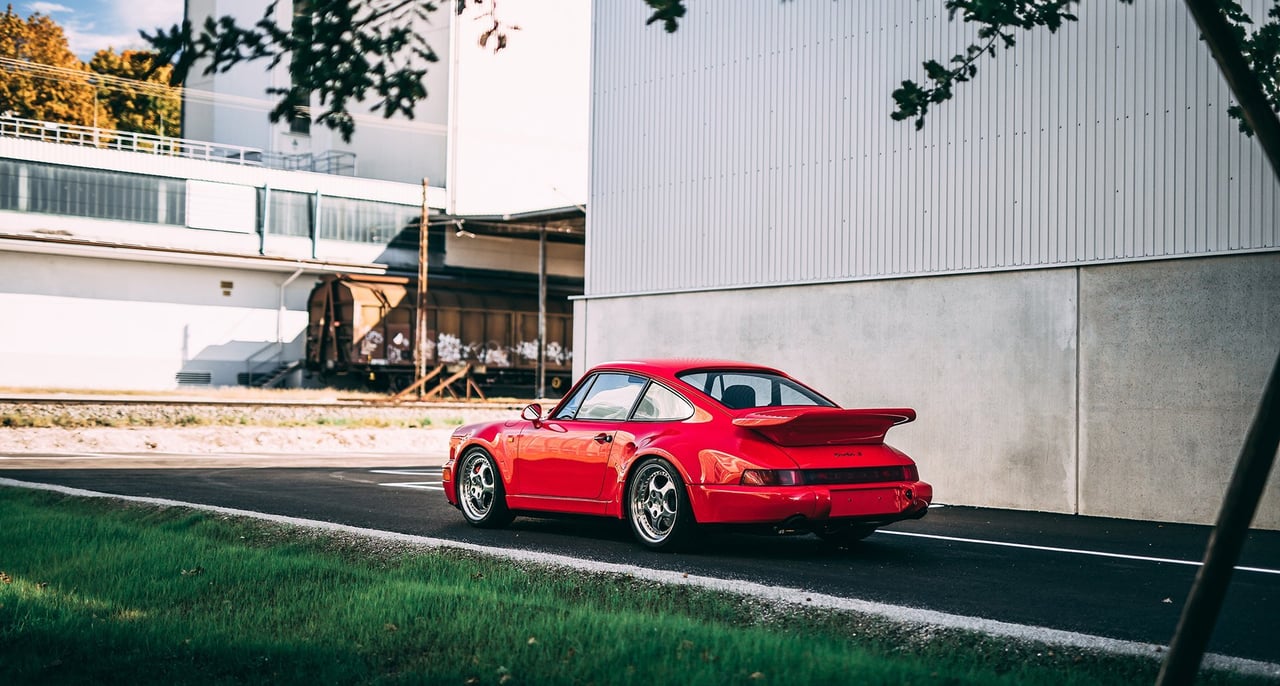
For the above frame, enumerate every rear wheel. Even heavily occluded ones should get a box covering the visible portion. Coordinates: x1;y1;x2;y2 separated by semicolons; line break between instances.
457;448;513;528
627;458;695;551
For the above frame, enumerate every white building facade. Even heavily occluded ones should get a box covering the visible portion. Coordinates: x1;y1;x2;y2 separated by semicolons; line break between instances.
0;0;590;391
182;0;590;213
580;1;1280;527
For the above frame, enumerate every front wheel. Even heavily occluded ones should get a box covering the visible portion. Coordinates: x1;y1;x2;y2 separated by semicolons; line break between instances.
456;448;513;528
627;458;695;551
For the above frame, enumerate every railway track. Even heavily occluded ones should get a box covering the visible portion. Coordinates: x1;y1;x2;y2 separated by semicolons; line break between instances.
0;393;527;410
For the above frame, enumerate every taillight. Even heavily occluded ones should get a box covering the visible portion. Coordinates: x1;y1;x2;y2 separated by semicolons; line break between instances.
740;469;803;486
740;465;920;486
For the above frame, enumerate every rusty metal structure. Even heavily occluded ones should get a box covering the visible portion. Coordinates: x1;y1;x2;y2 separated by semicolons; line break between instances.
305;273;574;397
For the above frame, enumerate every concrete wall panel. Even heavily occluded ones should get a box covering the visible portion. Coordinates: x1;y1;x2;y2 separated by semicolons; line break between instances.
576;269;1079;513
1079;253;1280;528
575;252;1280;528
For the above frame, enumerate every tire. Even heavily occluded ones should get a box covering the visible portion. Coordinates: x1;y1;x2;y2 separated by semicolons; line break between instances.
626;458;695;551
456;448;513;528
815;524;877;547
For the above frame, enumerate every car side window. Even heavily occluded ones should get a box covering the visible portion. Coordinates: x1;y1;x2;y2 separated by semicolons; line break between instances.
631;382;695;421
552;375;597;419
574;373;648;420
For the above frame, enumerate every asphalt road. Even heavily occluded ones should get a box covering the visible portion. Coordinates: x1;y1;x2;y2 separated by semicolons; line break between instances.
3;463;1278;666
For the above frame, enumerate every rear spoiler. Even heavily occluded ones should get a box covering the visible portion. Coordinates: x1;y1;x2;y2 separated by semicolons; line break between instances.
732;407;916;447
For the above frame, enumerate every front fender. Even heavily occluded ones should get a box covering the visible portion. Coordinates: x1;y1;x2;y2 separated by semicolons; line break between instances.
444;421;519;504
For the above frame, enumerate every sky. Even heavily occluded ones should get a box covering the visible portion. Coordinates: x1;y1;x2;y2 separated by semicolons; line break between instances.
18;0;183;59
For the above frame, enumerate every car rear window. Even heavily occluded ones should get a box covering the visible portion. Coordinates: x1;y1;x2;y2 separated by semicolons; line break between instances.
677;370;835;410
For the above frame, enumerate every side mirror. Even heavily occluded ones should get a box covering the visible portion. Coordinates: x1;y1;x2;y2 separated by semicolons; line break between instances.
521;403;543;424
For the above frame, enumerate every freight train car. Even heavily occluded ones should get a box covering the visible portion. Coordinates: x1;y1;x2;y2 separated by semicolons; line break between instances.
305;273;573;396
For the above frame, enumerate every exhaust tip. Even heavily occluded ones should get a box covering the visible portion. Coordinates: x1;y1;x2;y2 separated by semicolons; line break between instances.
774;514;810;535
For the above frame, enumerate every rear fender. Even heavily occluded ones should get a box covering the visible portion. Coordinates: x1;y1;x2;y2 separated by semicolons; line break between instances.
605;448;697;520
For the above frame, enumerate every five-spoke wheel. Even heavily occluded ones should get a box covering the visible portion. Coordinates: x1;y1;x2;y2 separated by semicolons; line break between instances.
627;458;694;550
457;448;513;528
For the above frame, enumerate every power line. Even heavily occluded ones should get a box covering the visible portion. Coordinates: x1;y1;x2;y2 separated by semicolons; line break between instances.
0;56;450;132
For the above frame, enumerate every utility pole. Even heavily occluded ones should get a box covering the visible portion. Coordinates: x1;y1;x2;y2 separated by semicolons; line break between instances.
537;221;547;399
415;178;430;398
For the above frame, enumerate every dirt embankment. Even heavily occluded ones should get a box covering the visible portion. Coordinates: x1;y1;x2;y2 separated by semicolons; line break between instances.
0;401;519;464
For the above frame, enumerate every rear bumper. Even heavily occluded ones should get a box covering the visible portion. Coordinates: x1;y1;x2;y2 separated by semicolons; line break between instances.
687;481;932;526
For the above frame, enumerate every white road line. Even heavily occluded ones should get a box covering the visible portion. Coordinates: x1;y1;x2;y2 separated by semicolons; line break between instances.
1;477;1276;680
369;469;442;476
878;530;1280;576
380;481;444;491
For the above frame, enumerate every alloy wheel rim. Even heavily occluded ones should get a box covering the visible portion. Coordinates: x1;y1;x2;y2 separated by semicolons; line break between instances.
460;454;495;519
631;463;678;542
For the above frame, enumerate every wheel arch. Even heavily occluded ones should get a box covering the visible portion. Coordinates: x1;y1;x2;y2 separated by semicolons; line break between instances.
455;434;514;486
611;449;702;522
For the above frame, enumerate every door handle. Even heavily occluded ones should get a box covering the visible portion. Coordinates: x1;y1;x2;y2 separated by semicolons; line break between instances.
593;433;613;444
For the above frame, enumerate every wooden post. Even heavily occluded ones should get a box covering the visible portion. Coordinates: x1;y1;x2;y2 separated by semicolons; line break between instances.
415;178;430;398
537;222;548;399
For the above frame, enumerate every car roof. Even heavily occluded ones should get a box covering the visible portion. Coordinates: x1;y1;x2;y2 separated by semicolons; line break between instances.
588;358;787;380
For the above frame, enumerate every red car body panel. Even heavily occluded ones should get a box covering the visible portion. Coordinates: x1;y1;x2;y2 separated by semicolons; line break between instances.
443;359;932;532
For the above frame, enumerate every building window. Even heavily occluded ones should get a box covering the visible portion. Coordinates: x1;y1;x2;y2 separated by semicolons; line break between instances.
289;0;313;136
318;195;418;244
267;190;314;237
0;159;184;225
289;88;312;136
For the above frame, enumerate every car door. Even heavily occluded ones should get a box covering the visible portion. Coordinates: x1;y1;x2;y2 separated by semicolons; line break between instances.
515;372;648;498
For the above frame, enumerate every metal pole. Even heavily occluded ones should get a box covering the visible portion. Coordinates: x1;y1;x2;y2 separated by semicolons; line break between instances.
416;178;431;397
1157;3;1280;683
537;222;547;399
260;185;271;256
276;266;305;377
310;191;321;260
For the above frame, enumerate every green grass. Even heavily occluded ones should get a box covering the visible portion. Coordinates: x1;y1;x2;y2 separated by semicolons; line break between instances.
0;488;1265;686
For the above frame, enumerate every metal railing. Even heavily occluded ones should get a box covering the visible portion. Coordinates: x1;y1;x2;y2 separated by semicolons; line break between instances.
243;341;286;387
259;150;357;176
0;116;359;176
0;115;265;166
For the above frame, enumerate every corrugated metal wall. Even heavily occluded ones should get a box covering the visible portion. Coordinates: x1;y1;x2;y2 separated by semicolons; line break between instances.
588;0;1280;297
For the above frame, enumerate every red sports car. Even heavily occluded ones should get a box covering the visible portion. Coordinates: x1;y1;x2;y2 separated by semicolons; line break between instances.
443;359;931;550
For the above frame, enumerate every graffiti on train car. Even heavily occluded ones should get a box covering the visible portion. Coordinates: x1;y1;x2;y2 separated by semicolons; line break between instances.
305;273;573;395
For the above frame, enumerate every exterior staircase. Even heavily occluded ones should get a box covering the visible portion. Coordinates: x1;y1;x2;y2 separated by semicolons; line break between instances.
237;360;302;388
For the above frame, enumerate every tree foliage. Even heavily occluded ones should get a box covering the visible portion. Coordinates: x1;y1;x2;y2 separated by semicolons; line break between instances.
1218;0;1280;135
89;49;182;136
639;1;1279;137
887;0;1089;130
144;0;521;142
887;0;1280;136
0;7;105;126
138;0;1280;143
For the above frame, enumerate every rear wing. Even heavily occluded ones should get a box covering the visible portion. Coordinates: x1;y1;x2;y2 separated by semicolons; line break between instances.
732;407;916;446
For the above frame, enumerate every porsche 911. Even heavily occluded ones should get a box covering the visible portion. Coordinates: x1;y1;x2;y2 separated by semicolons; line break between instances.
443;359;931;550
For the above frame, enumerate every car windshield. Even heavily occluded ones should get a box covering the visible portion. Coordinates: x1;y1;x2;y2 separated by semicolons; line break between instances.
676;370;836;410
